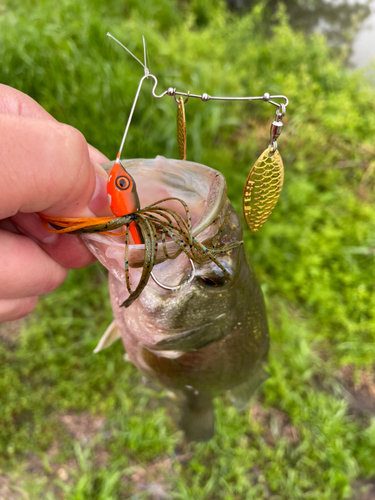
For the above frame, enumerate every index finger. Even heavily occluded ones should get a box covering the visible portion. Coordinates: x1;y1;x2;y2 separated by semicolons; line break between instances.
0;113;97;218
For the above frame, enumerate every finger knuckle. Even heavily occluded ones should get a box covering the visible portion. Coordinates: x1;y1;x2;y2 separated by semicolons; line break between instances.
63;125;88;162
19;296;39;317
0;296;38;322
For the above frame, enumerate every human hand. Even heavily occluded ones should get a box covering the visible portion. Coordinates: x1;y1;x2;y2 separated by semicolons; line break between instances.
0;84;110;322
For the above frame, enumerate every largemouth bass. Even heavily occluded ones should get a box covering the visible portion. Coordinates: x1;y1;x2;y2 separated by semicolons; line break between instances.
84;156;269;441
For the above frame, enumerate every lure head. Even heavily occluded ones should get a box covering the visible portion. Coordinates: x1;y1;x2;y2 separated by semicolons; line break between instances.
107;161;140;216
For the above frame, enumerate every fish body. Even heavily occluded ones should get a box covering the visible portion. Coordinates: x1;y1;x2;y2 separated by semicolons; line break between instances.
109;245;268;395
85;156;269;441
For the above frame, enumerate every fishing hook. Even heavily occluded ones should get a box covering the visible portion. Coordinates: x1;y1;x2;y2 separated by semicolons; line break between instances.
151;259;196;291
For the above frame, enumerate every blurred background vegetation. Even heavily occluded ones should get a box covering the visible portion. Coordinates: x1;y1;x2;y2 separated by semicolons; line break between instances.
1;0;375;498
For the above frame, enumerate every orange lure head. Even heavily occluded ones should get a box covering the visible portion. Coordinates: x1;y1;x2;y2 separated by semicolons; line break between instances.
107;161;140;216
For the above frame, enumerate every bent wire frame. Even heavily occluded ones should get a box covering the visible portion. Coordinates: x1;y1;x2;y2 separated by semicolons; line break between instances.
107;32;288;161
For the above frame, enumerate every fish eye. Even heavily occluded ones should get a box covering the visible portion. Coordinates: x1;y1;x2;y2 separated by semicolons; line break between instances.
115;175;131;190
198;276;227;287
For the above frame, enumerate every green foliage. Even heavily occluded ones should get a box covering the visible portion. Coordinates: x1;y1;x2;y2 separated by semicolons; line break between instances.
1;0;375;498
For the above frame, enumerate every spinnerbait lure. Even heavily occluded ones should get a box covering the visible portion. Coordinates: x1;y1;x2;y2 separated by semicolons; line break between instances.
39;34;288;306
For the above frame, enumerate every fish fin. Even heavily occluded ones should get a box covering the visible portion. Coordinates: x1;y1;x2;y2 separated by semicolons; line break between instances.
229;366;269;411
148;349;185;359
180;392;215;442
154;326;224;352
93;320;121;353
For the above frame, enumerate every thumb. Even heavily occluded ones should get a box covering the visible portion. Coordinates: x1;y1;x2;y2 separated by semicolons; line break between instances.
0;113;98;219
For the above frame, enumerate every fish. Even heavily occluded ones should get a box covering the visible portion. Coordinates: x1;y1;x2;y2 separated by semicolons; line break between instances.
83;155;269;441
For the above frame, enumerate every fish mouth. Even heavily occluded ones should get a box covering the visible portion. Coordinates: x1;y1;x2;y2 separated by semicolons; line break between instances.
149;313;227;352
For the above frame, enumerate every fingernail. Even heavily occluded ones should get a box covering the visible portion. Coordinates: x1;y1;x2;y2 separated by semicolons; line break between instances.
12;212;59;244
88;171;111;216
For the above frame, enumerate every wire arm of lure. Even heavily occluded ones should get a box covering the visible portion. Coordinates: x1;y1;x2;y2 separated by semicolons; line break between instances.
107;33;161;159
153;88;289;111
107;33;288;116
115;73;160;159
107;32;149;74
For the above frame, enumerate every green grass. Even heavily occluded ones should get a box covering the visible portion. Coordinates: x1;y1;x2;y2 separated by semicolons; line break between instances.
1;0;375;498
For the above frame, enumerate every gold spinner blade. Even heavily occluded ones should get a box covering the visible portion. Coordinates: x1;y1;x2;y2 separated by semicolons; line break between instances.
243;147;284;232
177;96;187;161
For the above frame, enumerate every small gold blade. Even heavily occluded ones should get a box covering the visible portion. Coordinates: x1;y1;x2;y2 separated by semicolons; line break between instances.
243;147;284;232
177;96;187;161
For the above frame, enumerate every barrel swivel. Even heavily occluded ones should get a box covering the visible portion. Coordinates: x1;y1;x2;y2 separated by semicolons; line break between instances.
269;104;285;154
